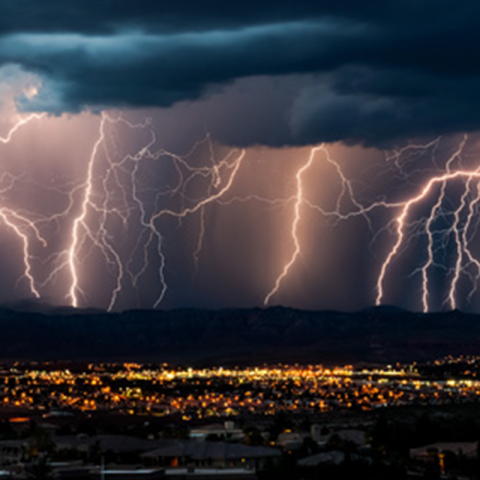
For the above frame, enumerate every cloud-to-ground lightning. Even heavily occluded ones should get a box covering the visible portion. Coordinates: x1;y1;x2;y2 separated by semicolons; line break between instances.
263;144;371;306
263;146;321;305
67;114;107;308
0;114;48;298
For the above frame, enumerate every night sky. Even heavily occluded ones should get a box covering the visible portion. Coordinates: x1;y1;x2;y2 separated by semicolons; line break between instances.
0;1;480;312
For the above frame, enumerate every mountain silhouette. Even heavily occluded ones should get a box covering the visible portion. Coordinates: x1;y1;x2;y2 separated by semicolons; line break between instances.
0;305;478;365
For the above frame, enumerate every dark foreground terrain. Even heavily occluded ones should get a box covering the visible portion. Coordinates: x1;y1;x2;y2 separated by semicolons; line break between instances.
0;305;479;364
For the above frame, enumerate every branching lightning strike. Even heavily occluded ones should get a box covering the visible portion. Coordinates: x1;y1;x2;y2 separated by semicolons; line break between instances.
0;114;47;298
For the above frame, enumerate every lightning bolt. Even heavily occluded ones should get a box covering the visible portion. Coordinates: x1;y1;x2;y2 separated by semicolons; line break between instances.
0;114;46;144
0;113;48;298
264;146;321;305
67;114;107;308
0;209;46;298
263;144;371;306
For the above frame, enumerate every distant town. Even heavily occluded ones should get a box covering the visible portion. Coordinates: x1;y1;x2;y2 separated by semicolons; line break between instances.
0;358;480;417
0;357;479;479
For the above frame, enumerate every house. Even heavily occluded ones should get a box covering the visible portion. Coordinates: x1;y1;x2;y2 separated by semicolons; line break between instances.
410;442;478;460
297;450;345;467
52;466;165;480
164;467;256;479
142;440;280;471
320;429;367;447
276;431;310;450
53;435;165;463
0;439;27;466
92;468;165;480
190;422;244;442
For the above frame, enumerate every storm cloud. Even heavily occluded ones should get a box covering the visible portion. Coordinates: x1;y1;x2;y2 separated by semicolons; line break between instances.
1;1;480;146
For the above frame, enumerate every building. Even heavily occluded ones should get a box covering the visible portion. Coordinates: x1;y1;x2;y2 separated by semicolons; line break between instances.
52;466;165;480
164;467;256;479
276;431;310;450
142;440;280;471
0;440;26;467
189;423;244;442
297;450;345;467
410;442;478;461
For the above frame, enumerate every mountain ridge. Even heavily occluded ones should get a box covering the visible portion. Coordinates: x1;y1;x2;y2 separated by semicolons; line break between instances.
0;305;478;365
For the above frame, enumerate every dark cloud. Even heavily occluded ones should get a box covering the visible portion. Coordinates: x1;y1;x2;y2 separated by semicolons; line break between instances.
0;1;393;34
1;1;480;146
290;71;480;147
